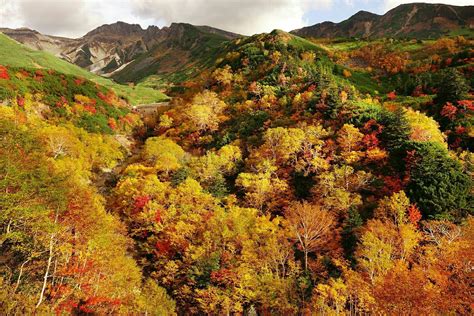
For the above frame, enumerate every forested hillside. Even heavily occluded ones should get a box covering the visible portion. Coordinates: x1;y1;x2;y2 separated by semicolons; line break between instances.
107;30;473;314
0;4;473;315
0;66;175;314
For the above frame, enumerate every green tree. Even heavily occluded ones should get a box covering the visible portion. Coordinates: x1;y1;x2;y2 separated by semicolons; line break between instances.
342;207;363;263
380;108;411;152
406;142;472;219
435;68;469;105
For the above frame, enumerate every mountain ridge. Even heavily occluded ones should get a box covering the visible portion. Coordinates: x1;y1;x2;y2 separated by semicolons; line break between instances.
292;3;474;39
0;32;168;104
1;22;240;77
1;2;472;86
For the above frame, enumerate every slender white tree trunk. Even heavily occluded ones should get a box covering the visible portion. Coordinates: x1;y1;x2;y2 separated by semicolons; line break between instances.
14;258;30;292
36;233;55;308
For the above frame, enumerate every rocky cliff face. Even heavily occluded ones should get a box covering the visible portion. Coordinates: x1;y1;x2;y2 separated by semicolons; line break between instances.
111;22;239;83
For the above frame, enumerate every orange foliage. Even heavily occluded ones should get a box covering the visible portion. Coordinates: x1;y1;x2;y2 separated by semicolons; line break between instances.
0;65;9;80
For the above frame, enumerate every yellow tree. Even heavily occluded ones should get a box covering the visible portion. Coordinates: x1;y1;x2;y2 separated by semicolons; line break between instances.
190;205;300;314
314;165;372;214
189;144;242;183
285;201;335;271
295;125;329;176
212;65;233;88
373;191;422;260
374;191;411;226
310;261;375;315
336;124;364;164
143;136;186;176
312;278;348;315
356;220;396;283
236;170;288;211
405;108;446;145
261;127;305;164
186;91;227;133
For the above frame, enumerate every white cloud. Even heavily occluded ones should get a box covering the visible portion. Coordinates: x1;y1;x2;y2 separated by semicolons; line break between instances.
0;0;471;38
131;0;333;35
0;0;100;37
1;0;334;37
0;0;24;30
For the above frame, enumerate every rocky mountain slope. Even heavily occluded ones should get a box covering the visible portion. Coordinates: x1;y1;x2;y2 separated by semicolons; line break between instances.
0;33;168;104
292;3;474;39
1;22;239;80
3;2;472;86
111;23;240;84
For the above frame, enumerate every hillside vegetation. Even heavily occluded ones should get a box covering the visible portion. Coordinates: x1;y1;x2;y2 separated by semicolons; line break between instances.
0;5;473;315
0;59;178;313
0;33;168;104
104;30;472;314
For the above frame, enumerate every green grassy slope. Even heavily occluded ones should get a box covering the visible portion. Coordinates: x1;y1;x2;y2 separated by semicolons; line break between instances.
0;33;168;104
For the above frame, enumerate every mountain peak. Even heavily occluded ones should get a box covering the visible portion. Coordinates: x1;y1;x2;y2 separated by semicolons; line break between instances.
83;21;144;39
292;2;474;39
350;10;380;20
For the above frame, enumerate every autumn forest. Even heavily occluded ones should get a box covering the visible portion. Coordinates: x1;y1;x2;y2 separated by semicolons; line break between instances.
0;2;473;315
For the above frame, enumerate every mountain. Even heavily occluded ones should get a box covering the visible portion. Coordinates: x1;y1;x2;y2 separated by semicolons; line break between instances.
292;3;474;39
111;23;240;84
1;22;240;80
0;23;141;74
0;33;168;104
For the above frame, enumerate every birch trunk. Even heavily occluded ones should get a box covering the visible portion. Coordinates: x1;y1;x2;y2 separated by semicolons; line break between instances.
36;232;55;308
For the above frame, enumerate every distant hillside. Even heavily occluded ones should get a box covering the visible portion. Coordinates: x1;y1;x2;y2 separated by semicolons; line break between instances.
1;21;240;80
111;23;238;84
292;3;474;39
0;33;168;104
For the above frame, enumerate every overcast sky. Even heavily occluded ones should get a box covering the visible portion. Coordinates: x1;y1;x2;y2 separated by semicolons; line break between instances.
0;0;471;38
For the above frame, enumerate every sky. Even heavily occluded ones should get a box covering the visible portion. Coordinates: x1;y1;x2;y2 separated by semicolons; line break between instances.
0;0;472;38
